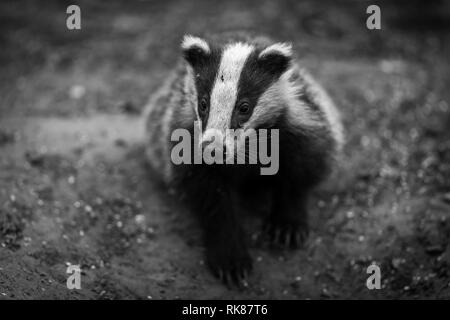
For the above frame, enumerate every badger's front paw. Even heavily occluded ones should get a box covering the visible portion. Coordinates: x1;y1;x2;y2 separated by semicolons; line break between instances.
206;241;253;288
264;218;309;249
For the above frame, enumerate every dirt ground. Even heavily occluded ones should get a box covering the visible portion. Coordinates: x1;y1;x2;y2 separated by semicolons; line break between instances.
0;0;449;299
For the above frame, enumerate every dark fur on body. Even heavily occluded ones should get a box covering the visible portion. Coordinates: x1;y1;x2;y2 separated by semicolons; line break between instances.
170;112;334;286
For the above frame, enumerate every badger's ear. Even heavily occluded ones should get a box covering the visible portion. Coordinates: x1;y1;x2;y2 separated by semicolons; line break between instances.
257;42;292;75
181;35;211;67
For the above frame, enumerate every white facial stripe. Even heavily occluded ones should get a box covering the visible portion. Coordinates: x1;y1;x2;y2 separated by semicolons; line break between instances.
258;43;292;59
181;35;210;54
206;42;254;133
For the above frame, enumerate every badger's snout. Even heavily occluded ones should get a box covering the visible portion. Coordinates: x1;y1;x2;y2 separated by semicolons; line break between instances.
200;129;236;163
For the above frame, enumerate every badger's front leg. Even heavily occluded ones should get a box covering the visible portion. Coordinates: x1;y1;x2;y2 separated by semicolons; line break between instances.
201;189;252;286
265;178;310;249
200;189;252;285
186;169;252;286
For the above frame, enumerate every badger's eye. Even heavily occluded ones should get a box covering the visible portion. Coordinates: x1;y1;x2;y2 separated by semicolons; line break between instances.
199;97;208;113
238;101;250;114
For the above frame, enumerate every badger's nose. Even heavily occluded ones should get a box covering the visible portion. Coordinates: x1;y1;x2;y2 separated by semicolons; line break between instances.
223;144;228;156
201;135;227;160
201;136;215;149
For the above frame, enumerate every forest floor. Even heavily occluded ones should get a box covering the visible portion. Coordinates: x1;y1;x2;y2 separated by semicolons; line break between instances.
0;0;449;299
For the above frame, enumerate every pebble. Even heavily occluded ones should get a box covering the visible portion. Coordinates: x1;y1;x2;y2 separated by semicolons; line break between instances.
134;214;145;225
68;176;76;184
391;258;404;269
69;85;86;99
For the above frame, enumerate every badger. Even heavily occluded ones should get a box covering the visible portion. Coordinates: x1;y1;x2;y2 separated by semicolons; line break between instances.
144;33;344;286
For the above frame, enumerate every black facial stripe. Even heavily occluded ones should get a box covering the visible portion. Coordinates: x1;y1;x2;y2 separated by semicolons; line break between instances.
190;47;222;131
231;50;285;129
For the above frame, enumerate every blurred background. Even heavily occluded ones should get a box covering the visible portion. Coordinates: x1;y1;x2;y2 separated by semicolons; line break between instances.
0;0;449;299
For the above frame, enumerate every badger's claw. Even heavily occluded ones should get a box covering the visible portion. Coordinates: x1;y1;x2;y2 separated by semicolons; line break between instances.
264;219;309;249
207;244;253;288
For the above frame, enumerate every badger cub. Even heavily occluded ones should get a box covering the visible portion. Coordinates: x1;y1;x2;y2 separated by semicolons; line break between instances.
145;33;344;285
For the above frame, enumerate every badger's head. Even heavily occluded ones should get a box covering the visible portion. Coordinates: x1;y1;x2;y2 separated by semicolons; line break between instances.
181;34;292;163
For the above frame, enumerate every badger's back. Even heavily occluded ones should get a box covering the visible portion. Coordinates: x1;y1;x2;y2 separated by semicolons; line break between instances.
144;63;191;184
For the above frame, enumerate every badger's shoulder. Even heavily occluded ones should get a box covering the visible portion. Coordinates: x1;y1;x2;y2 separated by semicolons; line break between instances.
264;62;344;153
144;61;195;184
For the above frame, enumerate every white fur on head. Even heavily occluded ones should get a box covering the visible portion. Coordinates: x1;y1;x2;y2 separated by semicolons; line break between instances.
207;42;254;133
184;66;200;123
258;42;292;59
249;65;345;151
204;42;254;154
181;35;211;54
246;68;322;130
